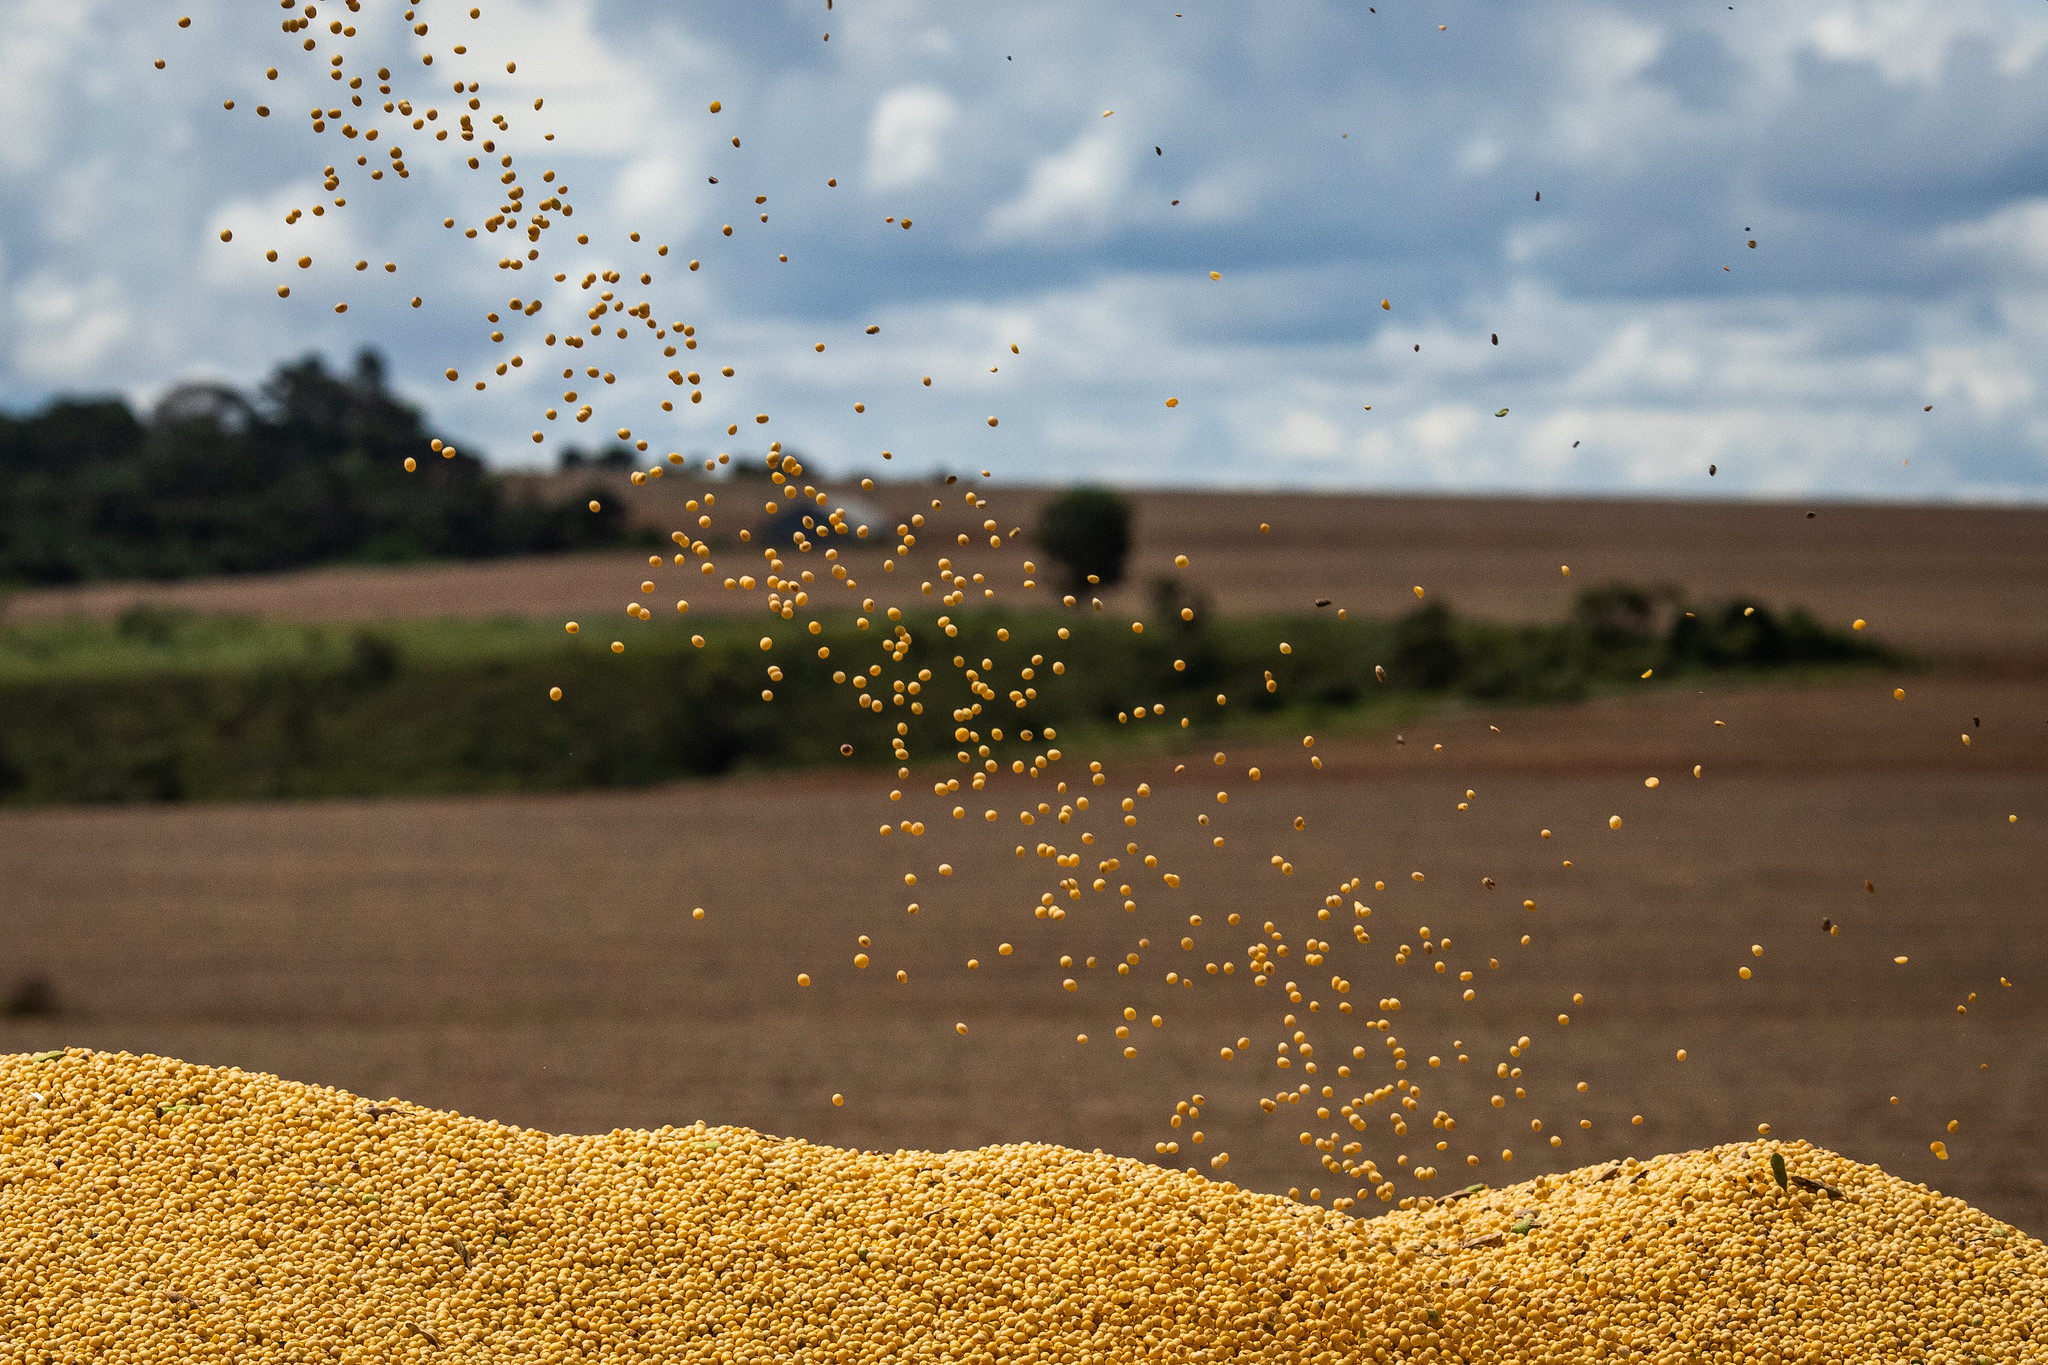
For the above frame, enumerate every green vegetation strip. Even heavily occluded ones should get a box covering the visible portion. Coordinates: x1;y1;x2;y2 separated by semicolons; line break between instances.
0;588;1886;806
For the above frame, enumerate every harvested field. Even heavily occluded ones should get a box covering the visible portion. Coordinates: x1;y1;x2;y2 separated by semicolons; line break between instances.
2;670;2042;1233
8;490;2048;659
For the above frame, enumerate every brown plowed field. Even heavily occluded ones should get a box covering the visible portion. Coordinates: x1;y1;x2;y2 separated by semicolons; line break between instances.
8;489;2048;659
4;670;2043;1231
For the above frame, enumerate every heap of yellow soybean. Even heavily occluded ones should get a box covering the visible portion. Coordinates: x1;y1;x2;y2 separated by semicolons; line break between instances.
5;1050;2040;1363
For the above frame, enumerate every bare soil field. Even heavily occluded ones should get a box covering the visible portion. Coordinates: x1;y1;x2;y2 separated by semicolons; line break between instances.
3;670;2042;1231
9;489;2047;659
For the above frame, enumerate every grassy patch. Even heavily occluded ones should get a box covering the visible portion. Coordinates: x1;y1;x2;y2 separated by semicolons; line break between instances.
0;590;1890;805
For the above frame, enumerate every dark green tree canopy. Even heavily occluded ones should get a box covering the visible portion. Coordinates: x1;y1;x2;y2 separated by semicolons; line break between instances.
1035;487;1132;593
0;350;633;585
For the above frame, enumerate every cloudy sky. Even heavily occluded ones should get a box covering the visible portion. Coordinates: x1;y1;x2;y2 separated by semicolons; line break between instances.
4;0;2048;499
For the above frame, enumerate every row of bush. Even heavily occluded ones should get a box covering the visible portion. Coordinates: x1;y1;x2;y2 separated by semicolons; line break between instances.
0;589;1888;805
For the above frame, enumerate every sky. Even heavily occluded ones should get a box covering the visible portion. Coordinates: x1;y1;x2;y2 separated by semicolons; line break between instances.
4;0;2048;499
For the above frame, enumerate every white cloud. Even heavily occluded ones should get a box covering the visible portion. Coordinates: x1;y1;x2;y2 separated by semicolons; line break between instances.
1409;404;1484;459
203;184;364;286
1573;320;1705;397
0;3;99;174
447;255;2048;496
1264;410;1346;463
613;151;705;230
11;270;132;381
1935;199;2048;277
1151;162;1262;227
864;86;958;193
1456;135;1505;177
438;0;692;155
1538;9;1677;168
38;157;123;247
985;129;1132;244
1923;344;2034;420
1806;0;2048;85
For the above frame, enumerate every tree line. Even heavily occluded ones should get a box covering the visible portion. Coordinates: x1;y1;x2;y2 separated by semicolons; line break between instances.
0;350;636;585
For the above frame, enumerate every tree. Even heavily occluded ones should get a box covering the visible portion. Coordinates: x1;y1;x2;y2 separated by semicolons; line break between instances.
1035;488;1132;593
0;349;637;584
1390;601;1464;690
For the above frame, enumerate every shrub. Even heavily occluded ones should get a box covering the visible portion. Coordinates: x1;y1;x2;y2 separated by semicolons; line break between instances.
1035;488;1132;593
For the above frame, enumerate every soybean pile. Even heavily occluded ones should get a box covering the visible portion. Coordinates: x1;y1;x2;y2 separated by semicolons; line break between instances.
6;1050;2043;1364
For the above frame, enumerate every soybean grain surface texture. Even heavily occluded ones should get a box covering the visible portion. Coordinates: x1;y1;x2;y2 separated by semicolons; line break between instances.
6;1050;2042;1364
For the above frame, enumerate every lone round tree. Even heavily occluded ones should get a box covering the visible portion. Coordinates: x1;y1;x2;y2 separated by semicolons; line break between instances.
1036;487;1132;593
